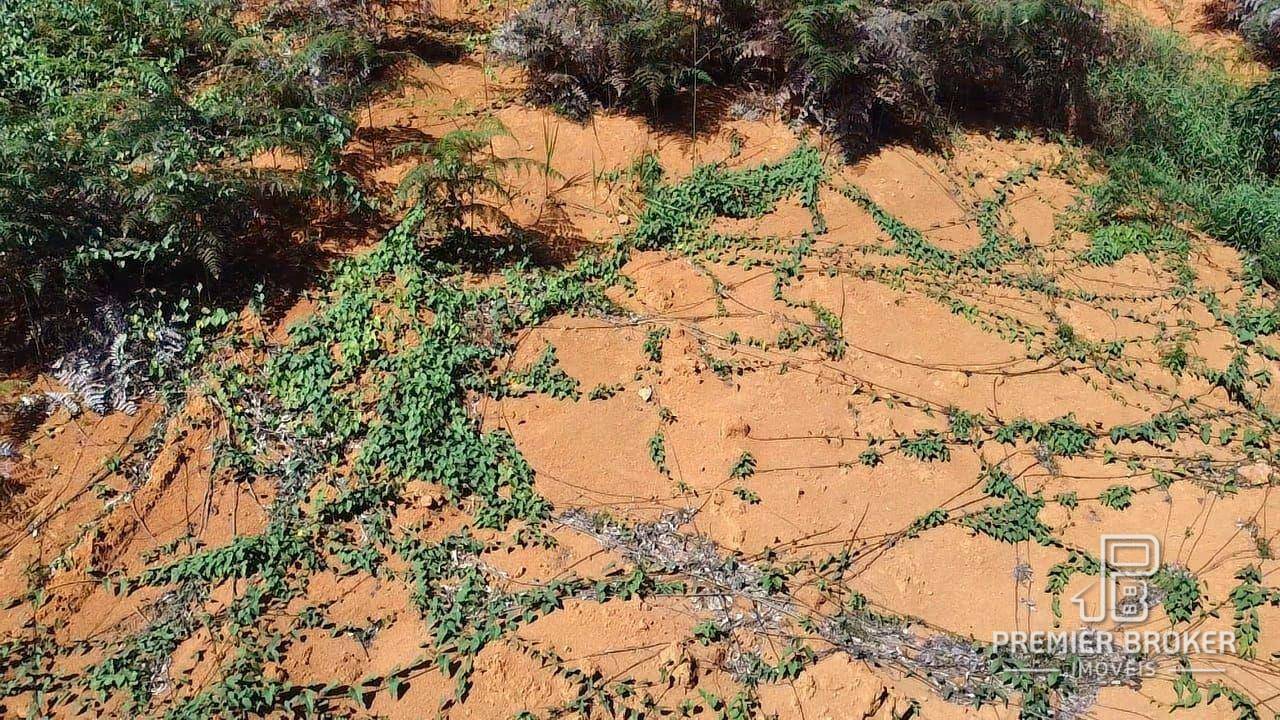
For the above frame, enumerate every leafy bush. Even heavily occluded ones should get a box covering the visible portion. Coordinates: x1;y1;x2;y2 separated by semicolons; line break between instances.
394;119;532;231
1205;183;1280;256
491;0;708;119
926;0;1111;131
1086;28;1280;284
0;0;389;351
1241;1;1280;57
1234;74;1280;175
1089;31;1258;186
748;0;941;154
1213;0;1280;58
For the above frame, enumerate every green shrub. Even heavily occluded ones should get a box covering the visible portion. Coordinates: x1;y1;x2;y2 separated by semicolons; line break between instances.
1085;28;1280;283
1216;0;1280;59
492;0;708;119
1234;73;1280;174
768;1;941;154
1241;1;1280;57
1089;31;1257;184
1205;183;1280;257
0;0;389;349
927;0;1110;131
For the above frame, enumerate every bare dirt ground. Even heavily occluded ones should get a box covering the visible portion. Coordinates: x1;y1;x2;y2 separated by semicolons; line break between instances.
4;2;1280;719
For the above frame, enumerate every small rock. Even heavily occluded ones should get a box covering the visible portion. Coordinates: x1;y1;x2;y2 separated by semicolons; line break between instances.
616;214;631;226
1238;462;1272;484
638;386;653;402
